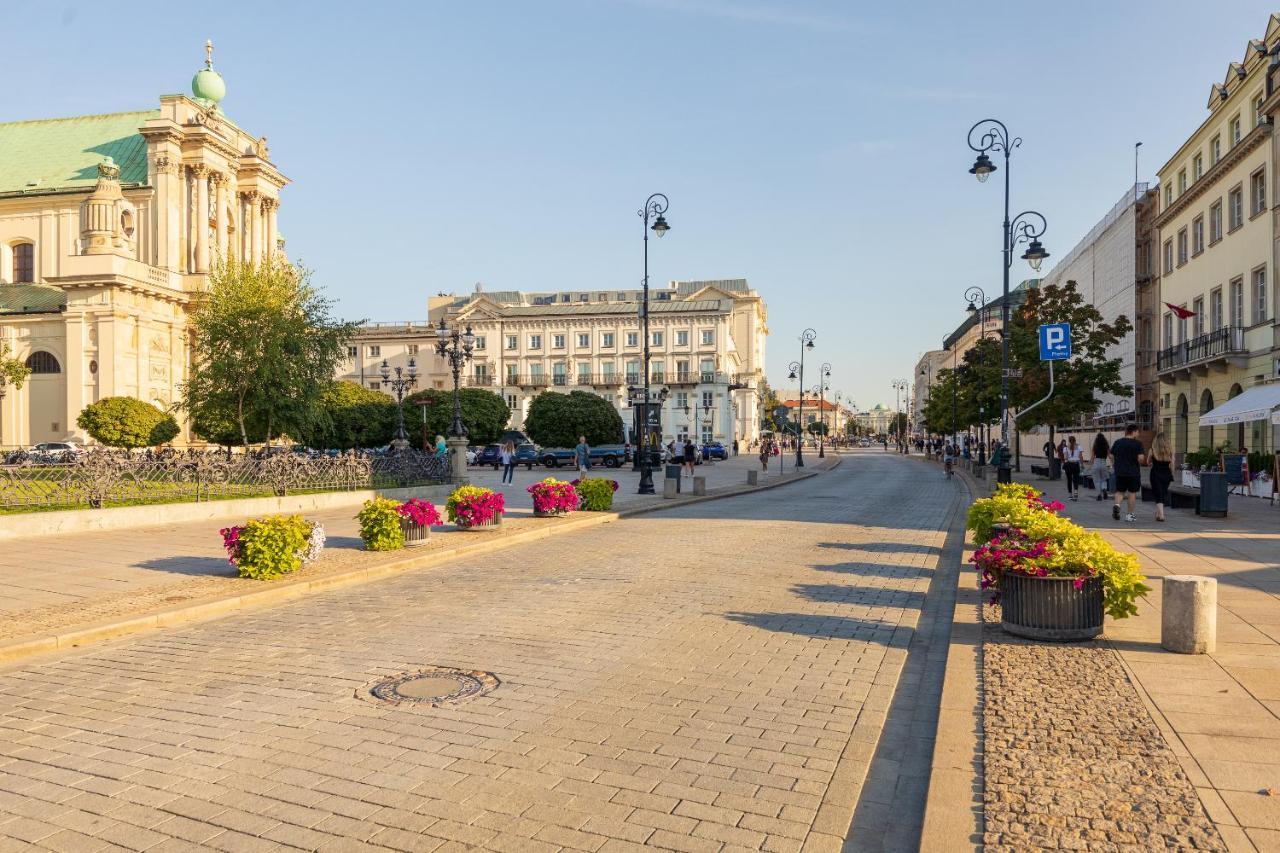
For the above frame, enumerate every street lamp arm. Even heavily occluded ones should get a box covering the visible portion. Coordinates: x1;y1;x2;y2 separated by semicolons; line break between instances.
1008;211;1047;249
638;193;669;223
967;118;1020;156
964;285;987;307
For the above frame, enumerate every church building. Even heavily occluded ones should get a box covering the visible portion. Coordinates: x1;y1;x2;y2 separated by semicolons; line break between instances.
0;43;287;447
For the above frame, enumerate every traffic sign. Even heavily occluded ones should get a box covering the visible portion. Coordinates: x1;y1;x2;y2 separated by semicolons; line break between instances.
1038;323;1071;361
773;406;789;422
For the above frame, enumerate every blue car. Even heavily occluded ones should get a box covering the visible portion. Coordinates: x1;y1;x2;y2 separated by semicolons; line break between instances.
702;441;728;460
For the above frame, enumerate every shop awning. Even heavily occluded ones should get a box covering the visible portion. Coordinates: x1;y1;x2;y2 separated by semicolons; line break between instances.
1198;384;1280;426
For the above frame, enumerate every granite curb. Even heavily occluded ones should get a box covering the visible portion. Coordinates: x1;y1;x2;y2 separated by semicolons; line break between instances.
0;457;841;667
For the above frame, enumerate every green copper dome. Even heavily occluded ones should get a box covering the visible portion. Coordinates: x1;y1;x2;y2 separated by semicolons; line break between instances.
191;39;225;106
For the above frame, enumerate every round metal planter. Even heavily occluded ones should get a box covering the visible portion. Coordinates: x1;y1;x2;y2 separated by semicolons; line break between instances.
1000;573;1104;642
455;514;503;531
400;520;430;547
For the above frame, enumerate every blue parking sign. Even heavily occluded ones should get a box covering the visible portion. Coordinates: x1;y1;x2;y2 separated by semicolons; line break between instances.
1038;323;1071;361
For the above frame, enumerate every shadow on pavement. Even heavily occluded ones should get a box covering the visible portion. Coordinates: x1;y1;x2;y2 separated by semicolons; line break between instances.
790;582;927;611
722;611;907;641
134;556;237;577
819;542;944;556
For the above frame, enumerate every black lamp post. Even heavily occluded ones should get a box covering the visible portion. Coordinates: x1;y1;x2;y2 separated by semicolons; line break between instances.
637;193;670;495
787;329;817;467
891;379;908;451
700;398;714;462
433;318;475;439
380;356;418;449
964;285;992;466
967;119;1050;483
814;363;831;458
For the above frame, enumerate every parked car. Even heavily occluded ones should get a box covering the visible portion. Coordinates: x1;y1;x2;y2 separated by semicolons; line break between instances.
30;442;80;464
702;441;728;460
539;443;628;468
513;443;540;469
476;444;503;468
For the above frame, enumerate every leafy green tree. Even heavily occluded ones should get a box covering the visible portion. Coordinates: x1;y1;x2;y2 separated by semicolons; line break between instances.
0;342;31;394
524;391;624;447
405;387;510;447
182;258;360;448
805;421;829;436
77;396;180;448
758;380;783;431
190;405;269;448
302;381;398;449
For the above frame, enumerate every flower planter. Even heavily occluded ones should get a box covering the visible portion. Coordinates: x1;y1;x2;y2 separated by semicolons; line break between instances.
456;513;503;531
400;519;430;547
533;510;567;518
1000;573;1104;642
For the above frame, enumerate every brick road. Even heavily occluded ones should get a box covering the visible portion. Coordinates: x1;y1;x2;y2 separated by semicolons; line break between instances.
0;453;964;852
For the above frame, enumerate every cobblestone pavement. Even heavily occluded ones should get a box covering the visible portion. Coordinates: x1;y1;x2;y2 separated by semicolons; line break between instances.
981;611;1226;852
0;452;963;852
0;453;809;644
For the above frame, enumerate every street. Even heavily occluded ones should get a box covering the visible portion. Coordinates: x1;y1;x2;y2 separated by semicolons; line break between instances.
0;452;965;852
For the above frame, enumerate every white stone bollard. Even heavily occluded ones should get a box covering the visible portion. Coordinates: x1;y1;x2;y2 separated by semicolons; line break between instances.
693;476;707;496
1161;575;1217;654
663;477;678;499
747;470;759;486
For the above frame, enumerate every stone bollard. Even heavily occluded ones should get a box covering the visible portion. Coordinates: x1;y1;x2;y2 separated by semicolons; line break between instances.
693;476;707;496
747;470;758;486
663;477;678;499
1161;575;1217;654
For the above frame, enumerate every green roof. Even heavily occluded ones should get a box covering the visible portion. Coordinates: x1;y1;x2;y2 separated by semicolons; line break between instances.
0;110;158;195
0;284;66;315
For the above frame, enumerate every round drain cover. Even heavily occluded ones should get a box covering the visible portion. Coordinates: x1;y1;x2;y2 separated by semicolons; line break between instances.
363;667;500;707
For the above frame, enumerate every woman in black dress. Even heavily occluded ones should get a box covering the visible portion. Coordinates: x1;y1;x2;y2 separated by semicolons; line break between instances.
1148;432;1174;522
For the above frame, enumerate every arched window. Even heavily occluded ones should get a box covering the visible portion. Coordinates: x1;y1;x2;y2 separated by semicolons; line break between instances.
1198;390;1215;450
12;243;33;283
24;351;60;374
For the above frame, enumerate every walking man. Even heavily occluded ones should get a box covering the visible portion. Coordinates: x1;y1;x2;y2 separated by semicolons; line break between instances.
1109;424;1146;522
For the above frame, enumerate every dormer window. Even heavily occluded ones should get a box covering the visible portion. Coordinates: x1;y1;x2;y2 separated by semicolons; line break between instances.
12;243;33;282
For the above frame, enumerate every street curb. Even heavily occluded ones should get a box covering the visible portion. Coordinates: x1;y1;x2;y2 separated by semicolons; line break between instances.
919;462;985;852
0;458;839;667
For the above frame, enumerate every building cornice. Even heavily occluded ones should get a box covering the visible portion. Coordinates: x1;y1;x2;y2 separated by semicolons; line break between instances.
1154;122;1271;230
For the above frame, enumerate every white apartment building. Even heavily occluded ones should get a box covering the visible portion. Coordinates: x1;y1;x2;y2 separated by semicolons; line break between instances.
340;279;769;448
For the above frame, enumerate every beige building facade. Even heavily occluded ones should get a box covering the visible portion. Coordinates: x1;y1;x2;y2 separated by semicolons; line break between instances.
0;45;287;448
340;280;769;448
1154;14;1280;462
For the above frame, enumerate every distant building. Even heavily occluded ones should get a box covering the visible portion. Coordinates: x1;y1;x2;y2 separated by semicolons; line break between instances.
341;280;769;448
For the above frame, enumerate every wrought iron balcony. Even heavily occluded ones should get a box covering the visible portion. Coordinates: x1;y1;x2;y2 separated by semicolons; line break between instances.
1157;326;1247;374
467;374;495;387
519;375;551;388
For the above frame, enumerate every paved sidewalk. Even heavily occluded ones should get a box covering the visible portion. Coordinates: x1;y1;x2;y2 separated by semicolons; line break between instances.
996;464;1280;851
0;453;829;649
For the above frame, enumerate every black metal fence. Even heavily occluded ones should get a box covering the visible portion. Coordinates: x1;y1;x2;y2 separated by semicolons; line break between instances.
0;449;452;512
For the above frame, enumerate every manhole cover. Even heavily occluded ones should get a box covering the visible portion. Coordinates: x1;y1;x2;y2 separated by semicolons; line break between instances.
362;667;500;707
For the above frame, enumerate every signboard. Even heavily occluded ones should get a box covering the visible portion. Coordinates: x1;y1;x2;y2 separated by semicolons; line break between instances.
1222;453;1248;486
1038;323;1071;361
1001;368;1023;378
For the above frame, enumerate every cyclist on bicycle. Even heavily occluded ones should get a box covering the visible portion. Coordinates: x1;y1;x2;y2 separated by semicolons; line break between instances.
943;442;956;478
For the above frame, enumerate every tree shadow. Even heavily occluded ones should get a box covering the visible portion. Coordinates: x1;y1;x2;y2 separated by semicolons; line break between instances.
134;556;237;578
723;611;909;643
819;542;943;556
790;583;926;610
810;561;932;580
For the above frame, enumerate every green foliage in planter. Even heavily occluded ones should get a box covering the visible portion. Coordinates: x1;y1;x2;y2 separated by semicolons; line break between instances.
237;514;312;580
76;396;180;449
1184;446;1219;471
574;477;616;511
357;497;406;551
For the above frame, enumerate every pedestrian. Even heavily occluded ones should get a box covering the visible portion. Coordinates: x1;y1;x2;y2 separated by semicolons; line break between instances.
499;440;516;485
1149;432;1174;523
683;435;697;475
1062;435;1083;501
1109;424;1146;523
759;438;770;471
575;435;590;476
1091;432;1111;500
434;434;447;458
942;442;955;478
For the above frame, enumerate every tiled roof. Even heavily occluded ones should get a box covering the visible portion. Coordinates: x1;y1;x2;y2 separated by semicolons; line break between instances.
674;279;748;296
475;299;726;318
0;284;66;314
0;110;157;195
781;399;839;411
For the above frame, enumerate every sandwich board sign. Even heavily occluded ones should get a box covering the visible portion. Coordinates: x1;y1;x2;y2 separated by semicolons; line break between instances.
1038;323;1071;361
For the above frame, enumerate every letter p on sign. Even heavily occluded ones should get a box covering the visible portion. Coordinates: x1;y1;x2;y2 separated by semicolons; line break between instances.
1038;323;1071;361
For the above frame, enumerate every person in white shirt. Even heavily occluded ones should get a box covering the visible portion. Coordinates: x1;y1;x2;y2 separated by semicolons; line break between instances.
1063;435;1084;501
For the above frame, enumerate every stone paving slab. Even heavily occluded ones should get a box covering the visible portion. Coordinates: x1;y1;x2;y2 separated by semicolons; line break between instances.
0;451;957;852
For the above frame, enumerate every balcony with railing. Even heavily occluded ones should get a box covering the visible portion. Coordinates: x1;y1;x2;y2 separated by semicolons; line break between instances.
518;374;551;389
466;373;495;387
1157;326;1247;377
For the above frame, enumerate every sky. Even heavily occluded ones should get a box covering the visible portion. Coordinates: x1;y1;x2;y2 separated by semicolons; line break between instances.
3;0;1274;411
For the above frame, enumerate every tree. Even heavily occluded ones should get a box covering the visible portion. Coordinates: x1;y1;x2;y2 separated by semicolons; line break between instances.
758;380;783;431
0;342;30;394
1007;280;1132;435
405;387;510;447
806;421;829;436
182;258;360;448
524;391;624;448
302;381;398;449
77;396;180;449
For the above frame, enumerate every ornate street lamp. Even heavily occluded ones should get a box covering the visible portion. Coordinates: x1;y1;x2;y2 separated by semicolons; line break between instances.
637;192;670;495
891;379;909;451
814;362;831;458
965;285;992;466
967;118;1050;482
700;397;715;463
787;329;817;467
379;356;419;450
434;318;475;440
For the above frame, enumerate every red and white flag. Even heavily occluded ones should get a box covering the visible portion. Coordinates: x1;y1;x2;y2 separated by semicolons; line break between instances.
1164;302;1197;319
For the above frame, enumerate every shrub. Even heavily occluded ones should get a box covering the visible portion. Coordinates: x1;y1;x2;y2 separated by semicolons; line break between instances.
967;483;1149;620
357;497;406;550
573;477;618;511
527;478;579;514
77;396;180;449
231;514;313;580
446;485;504;526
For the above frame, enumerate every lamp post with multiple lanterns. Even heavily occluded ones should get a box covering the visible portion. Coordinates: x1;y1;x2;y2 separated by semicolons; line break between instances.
891;379;909;450
813;362;831;458
380;356;419;450
787;329;817;467
964;285;994;466
636;193;670;495
967;118;1050;481
433;319;475;440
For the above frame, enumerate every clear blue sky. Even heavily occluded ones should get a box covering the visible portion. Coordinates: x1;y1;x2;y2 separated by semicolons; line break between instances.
3;0;1272;410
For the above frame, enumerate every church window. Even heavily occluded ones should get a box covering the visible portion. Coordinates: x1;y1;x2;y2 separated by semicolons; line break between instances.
25;351;60;374
13;243;33;282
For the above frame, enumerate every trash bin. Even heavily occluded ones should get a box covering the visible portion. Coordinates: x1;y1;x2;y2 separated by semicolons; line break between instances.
664;464;682;493
1197;470;1228;517
1050;458;1062;480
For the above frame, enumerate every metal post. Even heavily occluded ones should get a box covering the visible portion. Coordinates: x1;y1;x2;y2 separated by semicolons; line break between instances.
637;193;668;495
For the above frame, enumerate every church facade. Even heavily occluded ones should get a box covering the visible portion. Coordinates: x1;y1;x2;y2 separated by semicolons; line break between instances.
0;44;286;448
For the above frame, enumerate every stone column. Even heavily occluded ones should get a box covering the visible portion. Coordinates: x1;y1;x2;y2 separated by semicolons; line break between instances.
264;198;279;259
446;436;470;485
214;174;228;264
194;166;209;273
185;167;197;273
247;191;261;264
63;314;85;440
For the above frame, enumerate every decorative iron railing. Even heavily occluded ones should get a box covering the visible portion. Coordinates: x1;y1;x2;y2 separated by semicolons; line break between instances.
1157;326;1245;372
0;449;451;512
